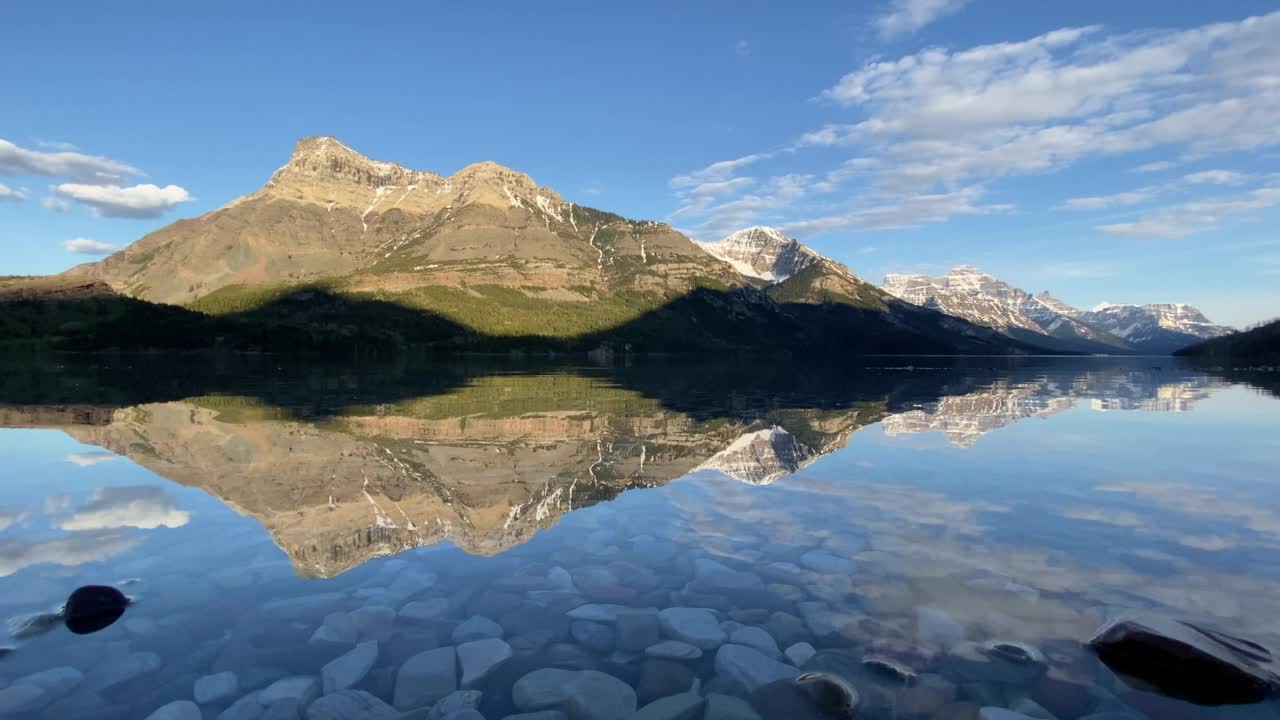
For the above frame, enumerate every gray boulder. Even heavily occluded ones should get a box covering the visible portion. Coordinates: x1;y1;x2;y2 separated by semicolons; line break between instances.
144;701;202;720
395;646;458;710
458;637;513;688
563;670;636;720
322;641;378;694
631;692;703;720
305;690;398;720
658;608;725;650
715;644;799;693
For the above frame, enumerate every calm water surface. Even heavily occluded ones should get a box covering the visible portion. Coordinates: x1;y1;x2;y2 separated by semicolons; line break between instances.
0;357;1278;719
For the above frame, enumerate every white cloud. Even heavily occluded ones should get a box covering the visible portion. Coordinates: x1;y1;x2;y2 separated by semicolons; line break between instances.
671;12;1280;239
61;237;118;255
52;182;192;218
0;183;28;201
1098;186;1280;238
876;0;969;39
780;185;1006;235
36;140;78;151
814;12;1280;191
0;509;27;531
1059;189;1157;210
670;154;769;190
44;494;74;513
1184;169;1248;185
65;450;122;466
684;174;815;238
57;485;189;531
0;138;139;183
0;530;138;578
42;195;71;212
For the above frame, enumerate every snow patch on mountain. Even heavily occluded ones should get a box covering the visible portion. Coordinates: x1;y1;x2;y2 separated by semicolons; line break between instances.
696;226;826;283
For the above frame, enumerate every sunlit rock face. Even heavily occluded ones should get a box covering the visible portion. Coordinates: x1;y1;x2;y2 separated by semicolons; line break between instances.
1081;303;1234;353
65;135;741;307
882;266;1140;354
695;226;826;283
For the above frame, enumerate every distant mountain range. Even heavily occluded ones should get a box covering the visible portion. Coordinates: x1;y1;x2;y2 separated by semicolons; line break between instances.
0;136;1239;355
882;267;1233;354
3;137;1030;355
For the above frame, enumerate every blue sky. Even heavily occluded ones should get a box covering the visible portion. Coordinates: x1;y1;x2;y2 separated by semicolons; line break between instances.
2;0;1278;327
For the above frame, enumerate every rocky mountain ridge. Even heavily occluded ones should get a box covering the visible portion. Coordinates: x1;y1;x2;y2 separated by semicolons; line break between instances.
695;226;827;283
1080;303;1234;353
67;135;739;307
880;267;1233;354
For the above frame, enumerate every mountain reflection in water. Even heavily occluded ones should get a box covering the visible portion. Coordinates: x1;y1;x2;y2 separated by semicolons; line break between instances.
0;357;1241;578
2;356;1279;720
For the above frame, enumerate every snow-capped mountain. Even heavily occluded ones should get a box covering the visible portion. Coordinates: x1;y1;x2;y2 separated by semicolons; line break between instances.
695;226;826;283
1080;303;1234;354
693;426;815;485
881;267;1132;354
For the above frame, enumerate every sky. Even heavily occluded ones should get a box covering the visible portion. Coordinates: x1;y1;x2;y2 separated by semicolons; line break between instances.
2;0;1278;327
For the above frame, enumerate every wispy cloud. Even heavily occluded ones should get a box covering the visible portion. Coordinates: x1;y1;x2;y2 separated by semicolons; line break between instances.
780;185;1007;235
52;182;192;218
1184;169;1248;185
66;450;122;466
735;40;751;57
62;238;118;255
36;140;78;151
875;0;970;39
1098;186;1280;238
669;11;1280;242
42;196;71;212
57;485;189;531
0;138;139;184
0;183;29;202
1059;189;1158;210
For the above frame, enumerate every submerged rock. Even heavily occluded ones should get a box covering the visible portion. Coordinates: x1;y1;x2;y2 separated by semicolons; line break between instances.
322;641;378;694
796;672;861;718
458;637;513;688
64;585;131;634
659;608;726;650
195;671;240;704
144;700;202;720
395;646;458;710
715;644;799;693
1088;613;1280;706
563;670;637;720
306;690;399;720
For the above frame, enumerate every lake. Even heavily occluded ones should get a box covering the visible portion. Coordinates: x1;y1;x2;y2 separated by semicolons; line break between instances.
1;355;1278;720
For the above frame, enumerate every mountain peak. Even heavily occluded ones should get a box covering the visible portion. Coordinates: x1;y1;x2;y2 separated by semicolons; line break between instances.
699;226;825;282
947;265;993;278
269;135;441;191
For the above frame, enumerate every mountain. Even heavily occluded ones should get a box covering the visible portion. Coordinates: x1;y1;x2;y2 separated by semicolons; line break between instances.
1081;303;1234;354
1175;318;1276;362
881;267;1136;354
4;140;1032;355
695;226;824;283
67;136;740;310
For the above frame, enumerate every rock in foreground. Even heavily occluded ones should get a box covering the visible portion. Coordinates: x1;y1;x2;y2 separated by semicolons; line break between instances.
1088;613;1280;705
